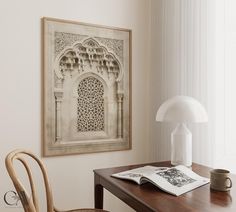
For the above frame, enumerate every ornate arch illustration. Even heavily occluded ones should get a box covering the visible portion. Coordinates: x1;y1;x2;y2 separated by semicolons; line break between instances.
54;38;123;81
54;38;124;142
43;18;131;156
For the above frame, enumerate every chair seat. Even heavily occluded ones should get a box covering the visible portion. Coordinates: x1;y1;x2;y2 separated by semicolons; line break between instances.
56;209;108;212
66;209;108;212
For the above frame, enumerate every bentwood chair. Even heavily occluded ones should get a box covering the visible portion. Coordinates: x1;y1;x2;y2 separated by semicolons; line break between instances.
5;149;109;212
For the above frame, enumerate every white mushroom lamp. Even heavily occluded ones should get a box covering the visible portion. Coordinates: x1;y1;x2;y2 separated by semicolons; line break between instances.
156;96;208;167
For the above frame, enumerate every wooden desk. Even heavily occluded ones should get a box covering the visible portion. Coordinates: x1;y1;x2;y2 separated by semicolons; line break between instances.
94;161;236;212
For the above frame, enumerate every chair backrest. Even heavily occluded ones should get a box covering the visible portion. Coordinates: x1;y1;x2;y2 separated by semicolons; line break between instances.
5;150;54;212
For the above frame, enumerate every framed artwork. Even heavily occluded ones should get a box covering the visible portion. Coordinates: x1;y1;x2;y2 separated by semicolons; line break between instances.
42;17;132;156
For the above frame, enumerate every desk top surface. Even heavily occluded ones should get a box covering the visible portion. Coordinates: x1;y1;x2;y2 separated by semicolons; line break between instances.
94;161;236;212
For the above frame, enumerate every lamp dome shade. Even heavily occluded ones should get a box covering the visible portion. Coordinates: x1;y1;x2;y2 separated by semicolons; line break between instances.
156;96;208;123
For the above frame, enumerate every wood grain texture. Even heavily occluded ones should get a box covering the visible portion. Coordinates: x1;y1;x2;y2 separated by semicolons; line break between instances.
94;161;236;212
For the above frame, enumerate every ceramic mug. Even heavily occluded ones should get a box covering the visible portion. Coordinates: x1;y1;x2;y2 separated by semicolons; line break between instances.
210;169;232;191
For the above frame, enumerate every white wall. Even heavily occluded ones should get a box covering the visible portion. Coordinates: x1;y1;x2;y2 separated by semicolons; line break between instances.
0;0;151;211
148;0;215;166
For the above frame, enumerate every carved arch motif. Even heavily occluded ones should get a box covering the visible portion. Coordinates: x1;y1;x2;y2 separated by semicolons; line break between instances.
54;38;123;82
54;38;124;143
43;18;131;156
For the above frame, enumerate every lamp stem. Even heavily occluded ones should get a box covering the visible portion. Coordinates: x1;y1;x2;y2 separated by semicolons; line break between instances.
171;123;192;167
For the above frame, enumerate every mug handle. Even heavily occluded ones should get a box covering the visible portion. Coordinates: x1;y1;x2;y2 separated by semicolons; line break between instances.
226;177;232;189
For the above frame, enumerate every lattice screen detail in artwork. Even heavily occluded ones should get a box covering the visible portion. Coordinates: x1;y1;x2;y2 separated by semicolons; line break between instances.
77;76;105;132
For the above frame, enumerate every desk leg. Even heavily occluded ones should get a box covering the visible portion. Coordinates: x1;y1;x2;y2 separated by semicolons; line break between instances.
94;174;103;209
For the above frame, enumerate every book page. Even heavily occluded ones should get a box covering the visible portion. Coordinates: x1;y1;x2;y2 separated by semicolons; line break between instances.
112;166;168;184
141;165;209;196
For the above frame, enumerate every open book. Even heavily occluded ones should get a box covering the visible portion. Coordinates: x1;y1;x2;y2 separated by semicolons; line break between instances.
112;165;209;196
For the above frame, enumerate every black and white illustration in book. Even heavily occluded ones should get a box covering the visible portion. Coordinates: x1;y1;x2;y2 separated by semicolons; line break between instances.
156;168;196;187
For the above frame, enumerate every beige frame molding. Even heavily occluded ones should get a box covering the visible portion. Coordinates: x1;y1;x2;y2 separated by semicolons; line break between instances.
42;17;132;156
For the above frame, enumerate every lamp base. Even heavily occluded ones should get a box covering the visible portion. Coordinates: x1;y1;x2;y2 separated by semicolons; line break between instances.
171;123;192;167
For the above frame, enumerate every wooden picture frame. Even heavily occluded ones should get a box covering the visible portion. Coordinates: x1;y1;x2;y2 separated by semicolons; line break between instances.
42;17;132;156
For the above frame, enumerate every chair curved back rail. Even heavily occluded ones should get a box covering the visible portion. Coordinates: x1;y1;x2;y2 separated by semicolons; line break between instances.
5;149;109;212
5;150;54;212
